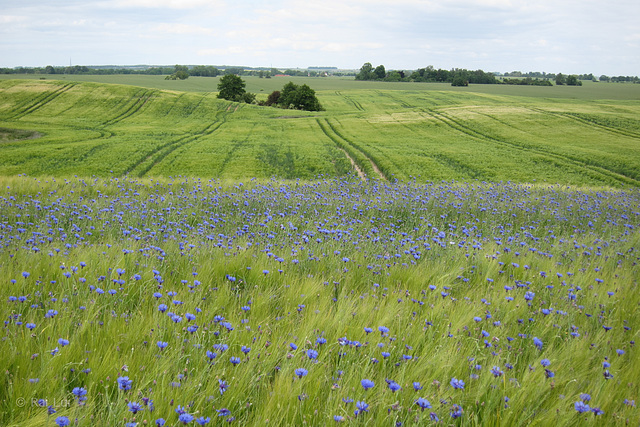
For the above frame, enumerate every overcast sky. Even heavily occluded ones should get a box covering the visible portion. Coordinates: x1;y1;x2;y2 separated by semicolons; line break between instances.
1;0;638;76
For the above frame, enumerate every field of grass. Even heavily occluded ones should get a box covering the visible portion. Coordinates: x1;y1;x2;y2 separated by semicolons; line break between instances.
0;175;638;426
0;76;639;426
1;77;639;188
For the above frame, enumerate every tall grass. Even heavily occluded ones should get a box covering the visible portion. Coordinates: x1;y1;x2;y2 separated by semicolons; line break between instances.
1;175;638;426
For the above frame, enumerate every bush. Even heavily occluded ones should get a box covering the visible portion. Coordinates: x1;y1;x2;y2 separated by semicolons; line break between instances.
451;76;468;87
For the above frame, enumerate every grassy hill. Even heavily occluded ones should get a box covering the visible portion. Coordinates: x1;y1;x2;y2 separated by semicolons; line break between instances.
1;77;640;186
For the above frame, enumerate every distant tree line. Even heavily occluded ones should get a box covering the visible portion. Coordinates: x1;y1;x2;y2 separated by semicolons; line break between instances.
356;63;498;85
355;63;639;85
500;77;553;86
0;65;341;78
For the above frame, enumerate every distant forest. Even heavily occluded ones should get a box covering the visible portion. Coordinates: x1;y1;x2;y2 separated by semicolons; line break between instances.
1;64;638;84
0;65;350;78
355;63;639;85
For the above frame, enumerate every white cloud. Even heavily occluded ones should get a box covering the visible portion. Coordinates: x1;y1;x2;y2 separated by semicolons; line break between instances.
153;23;215;35
111;0;222;9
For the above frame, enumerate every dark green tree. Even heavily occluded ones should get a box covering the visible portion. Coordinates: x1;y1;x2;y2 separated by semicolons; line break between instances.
566;75;582;86
451;75;468;86
265;90;281;106
555;73;566;85
277;82;322;111
374;65;386;80
217;74;246;101
355;62;374;81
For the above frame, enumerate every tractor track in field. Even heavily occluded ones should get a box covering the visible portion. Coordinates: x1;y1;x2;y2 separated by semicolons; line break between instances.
421;108;640;187
336;91;364;111
527;107;640;139
7;83;76;120
101;89;156;127
218;123;257;176
316;118;387;181
124;109;230;177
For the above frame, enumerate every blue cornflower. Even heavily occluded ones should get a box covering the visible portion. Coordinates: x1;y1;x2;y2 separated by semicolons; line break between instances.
307;349;318;359
26;322;36;330
574;401;591;413
230;356;241;365
195;416;211;425
540;359;551;367
117;376;132;391
580;393;591;402
333;415;345;422
450;404;463;419
355;401;369;416
533;337;543;350
72;387;87;401
219;379;228;394
378;326;389;335
155;418;166;426
58;338;69;347
128;401;143;414
157;341;168;350
413;381;423;391
415;397;432;410
361;379;374;390
450;378;465;390
388;381;401;392
178;413;194;424
55;416;70;426
295;368;308;378
491;366;504;377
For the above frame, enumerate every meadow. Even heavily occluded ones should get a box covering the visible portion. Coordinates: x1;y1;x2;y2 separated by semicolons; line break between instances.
0;76;639;426
1;175;639;426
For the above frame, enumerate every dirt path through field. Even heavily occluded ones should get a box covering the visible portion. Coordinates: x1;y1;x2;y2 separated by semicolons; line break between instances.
338;147;367;181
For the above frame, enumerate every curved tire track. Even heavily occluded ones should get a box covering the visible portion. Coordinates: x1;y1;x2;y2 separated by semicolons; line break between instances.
316;118;387;181
8;83;76;120
423;109;640;187
124;110;230;177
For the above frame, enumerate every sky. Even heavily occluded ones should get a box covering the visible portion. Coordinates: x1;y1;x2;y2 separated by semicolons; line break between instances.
1;0;638;76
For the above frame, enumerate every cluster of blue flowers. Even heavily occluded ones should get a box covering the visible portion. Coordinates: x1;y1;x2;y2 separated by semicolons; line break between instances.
1;176;638;424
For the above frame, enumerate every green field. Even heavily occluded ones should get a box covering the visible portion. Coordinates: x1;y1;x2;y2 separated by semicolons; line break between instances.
1;76;640;426
1;76;640;186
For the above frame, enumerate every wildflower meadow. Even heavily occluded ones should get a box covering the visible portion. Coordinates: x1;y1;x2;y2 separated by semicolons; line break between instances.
1;175;638;426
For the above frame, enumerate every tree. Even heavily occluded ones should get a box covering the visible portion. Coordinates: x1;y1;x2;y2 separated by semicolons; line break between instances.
566;75;582;86
555;73;566;85
355;62;374;81
217;74;246;102
277;82;322;111
451;75;468;86
265;90;281;106
373;65;386;80
165;64;190;80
